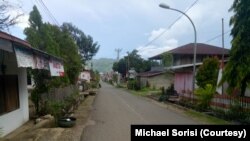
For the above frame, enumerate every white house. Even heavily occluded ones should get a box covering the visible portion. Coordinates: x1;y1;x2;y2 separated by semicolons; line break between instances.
0;31;64;137
79;70;91;83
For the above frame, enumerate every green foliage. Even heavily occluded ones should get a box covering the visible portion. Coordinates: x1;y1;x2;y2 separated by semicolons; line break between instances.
196;57;220;88
112;73;118;84
161;52;173;67
112;59;127;77
159;84;177;102
63;92;79;113
24;6;84;115
47;100;65;124
225;99;249;123
127;79;140;90
113;50;154;77
159;87;167;102
61;23;100;63
25;6;82;87
221;0;250;96
195;84;215;111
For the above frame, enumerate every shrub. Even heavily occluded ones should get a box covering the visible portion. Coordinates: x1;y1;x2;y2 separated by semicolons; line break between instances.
47;100;65;125
127;79;140;90
226;100;248;123
159;87;167;102
194;84;215;111
158;84;177;102
196;57;220;88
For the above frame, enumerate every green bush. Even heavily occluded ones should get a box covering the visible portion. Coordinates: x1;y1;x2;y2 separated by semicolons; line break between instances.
196;57;219;88
127;79;140;90
47;100;65;125
158;84;177;102
195;84;215;111
226;100;249;123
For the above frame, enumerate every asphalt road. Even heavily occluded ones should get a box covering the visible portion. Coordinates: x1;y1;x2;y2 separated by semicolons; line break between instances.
81;82;200;141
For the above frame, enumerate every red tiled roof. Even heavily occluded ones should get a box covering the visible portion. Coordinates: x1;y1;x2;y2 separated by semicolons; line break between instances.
149;43;230;59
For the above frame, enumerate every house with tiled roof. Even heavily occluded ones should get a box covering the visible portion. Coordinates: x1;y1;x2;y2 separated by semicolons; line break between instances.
138;43;230;93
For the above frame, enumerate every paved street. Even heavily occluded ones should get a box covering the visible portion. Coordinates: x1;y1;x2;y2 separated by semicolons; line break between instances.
81;82;201;141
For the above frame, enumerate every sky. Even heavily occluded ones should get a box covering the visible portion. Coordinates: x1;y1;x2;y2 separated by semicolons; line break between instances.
7;0;234;59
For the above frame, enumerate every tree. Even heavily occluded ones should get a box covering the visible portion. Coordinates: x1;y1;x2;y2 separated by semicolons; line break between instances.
161;52;173;68
221;0;250;96
0;1;23;30
112;50;156;76
24;6;44;50
61;23;100;63
196;57;219;88
112;59;127;77
25;6;83;115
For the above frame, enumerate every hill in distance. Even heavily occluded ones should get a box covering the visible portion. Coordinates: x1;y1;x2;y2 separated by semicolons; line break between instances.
87;58;116;73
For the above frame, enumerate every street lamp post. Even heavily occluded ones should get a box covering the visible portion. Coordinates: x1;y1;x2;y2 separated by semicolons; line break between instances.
159;3;197;96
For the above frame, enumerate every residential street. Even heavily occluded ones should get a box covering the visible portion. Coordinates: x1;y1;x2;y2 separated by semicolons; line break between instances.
81;82;201;141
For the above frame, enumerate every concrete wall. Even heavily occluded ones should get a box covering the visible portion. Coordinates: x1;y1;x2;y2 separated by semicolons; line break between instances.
0;52;29;137
140;73;174;89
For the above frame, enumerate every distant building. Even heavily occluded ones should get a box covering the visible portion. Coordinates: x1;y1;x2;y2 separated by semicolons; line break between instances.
139;43;230;93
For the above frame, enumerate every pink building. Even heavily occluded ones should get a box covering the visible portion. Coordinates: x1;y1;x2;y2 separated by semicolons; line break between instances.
149;43;230;94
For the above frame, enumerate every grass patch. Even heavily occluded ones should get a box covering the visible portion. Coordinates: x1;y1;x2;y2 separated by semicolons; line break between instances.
185;110;231;125
129;88;161;97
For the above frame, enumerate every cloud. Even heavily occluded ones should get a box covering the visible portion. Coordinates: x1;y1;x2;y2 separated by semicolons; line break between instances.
7;7;29;29
15;14;29;29
137;28;178;59
137;0;234;59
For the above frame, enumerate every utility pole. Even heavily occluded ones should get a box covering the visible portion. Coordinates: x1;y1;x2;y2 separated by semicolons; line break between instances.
221;18;224;94
115;48;122;61
127;51;130;79
115;48;122;84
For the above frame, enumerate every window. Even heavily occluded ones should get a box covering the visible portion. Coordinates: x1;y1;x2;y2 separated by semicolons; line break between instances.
0;75;19;115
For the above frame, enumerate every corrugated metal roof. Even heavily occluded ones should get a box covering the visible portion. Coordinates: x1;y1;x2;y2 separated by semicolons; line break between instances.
0;31;63;61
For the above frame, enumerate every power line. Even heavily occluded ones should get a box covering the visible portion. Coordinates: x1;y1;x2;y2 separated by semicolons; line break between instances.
143;0;199;47
204;30;230;43
34;0;59;26
38;0;59;25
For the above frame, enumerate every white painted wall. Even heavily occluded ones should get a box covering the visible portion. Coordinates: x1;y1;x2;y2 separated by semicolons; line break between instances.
0;52;29;137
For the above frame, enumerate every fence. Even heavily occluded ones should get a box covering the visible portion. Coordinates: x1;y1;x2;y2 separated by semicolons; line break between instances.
179;93;250;111
211;94;250;111
41;85;78;102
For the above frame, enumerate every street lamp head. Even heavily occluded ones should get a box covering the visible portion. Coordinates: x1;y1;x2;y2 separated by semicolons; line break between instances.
159;3;170;9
